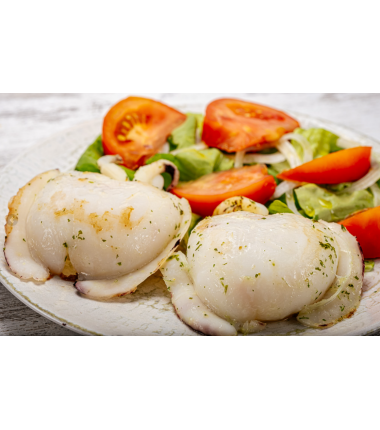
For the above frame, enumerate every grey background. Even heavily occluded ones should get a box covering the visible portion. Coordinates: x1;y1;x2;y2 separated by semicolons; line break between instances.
1;93;379;335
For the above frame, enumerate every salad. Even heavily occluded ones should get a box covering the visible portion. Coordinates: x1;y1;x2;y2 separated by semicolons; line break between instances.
75;96;380;267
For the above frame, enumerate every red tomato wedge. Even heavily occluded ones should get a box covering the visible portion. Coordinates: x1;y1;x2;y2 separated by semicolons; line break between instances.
277;147;372;184
102;97;186;170
202;99;300;153
171;165;276;217
339;207;380;259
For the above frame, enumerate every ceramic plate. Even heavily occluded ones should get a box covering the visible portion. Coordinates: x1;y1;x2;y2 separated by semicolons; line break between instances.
1;102;379;335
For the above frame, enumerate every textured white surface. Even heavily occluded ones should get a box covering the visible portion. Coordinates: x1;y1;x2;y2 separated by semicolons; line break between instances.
1;93;380;335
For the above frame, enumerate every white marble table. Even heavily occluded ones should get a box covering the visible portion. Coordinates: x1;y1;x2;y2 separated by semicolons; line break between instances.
1;93;379;335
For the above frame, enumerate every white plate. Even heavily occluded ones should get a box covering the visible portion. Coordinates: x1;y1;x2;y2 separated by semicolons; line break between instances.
1;102;379;335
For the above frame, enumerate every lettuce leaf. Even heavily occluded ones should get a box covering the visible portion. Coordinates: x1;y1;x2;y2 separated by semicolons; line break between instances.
268;200;294;215
323;182;352;192
188;113;205;135
268;161;290;185
75;136;136;179
146;153;178;165
167;114;197;151
75;135;104;173
189;213;202;234
150;112;231;181
295;184;373;222
146;148;233;182
364;259;375;272
168;113;205;151
293;128;342;159
119;166;135;181
215;154;234;172
175;149;215;181
198;148;222;171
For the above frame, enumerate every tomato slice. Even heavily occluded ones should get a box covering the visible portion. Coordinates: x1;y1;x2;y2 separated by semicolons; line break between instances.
171;165;276;217
102;97;186;169
277;147;372;184
339;206;380;259
202;99;300;153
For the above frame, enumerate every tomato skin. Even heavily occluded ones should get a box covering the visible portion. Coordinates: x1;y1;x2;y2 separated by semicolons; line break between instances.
202;99;300;153
102;97;186;169
171;165;276;217
278;147;372;184
339;206;380;259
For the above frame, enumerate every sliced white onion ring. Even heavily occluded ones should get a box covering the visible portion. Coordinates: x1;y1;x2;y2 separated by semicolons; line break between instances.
271;181;298;200
340;160;380;194
275;140;302;169
285;191;302;216
281;133;313;163
234;150;246;168
337;137;361;149
370;183;380;207
243;152;286;164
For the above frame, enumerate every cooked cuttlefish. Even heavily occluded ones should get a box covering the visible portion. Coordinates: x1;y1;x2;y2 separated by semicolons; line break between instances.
4;170;191;299
161;212;363;335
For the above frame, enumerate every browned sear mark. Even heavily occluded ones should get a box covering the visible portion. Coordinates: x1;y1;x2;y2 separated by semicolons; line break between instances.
54;201;137;233
119;207;134;228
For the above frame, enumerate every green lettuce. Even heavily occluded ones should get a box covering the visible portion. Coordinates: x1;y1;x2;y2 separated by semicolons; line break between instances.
146;148;233;182
293;128;342;159
295;184;373;222
75;135;135;179
216;154;234;172
146;153;178;165
188;113;205;135
159;172;171;190
189;212;202;233
174;148;234;181
168;113;204;151
365;260;375;272
119;166;135;181
266;167;280;185
323;182;352;192
168;114;197;151
268;161;291;185
268;200;294;215
75;135;104;173
175;149;216;181
75;136;135;179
